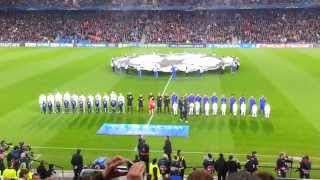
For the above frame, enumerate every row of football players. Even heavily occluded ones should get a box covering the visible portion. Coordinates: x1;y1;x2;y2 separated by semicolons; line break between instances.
38;92;126;113
38;92;270;118
170;93;271;118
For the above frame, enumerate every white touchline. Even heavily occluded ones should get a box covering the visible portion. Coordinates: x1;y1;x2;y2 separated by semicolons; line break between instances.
31;146;320;160
146;75;173;125
134;75;173;151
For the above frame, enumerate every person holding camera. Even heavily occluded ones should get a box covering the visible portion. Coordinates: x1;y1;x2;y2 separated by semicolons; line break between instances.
80;156;146;180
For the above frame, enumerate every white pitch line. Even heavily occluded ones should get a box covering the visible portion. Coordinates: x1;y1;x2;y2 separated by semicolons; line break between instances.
146;75;173;125
31;146;320;160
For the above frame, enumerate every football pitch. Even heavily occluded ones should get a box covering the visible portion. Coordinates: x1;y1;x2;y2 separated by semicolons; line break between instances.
0;47;320;177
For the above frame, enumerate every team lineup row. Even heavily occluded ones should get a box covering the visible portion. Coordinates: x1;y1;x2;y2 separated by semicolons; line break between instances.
38;92;271;118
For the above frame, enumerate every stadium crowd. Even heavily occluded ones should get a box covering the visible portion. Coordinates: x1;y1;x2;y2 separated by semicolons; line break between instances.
0;141;56;179
0;0;311;9
72;136;312;180
0;9;320;43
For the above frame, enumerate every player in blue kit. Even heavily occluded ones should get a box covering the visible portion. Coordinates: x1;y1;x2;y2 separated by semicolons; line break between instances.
239;96;246;105
259;96;266;114
188;93;195;115
229;95;236;113
221;95;227;116
171;93;178;115
249;96;256;113
211;93;218;115
239;96;246;116
171;65;176;80
203;95;210;116
195;94;202;115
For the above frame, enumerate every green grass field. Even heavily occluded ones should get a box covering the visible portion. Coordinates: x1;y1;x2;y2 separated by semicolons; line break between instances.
0;47;320;177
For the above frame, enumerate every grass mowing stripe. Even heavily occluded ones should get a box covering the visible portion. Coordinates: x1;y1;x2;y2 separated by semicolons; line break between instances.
0;49;104;117
0;49;85;89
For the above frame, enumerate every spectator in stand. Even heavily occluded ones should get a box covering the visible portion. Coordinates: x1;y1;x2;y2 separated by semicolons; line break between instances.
0;148;5;175
158;154;170;178
36;160;48;179
70;149;83;180
170;155;181;178
163;136;172;161
299;155;311;179
149;158;160;180
275;153;288;178
48;164;56;178
2;162;17;180
226;155;240;175
187;169;213;180
202;153;215;175
177;150;186;179
214;153;227;180
227;171;261;180
32;173;41;180
17;163;32;180
138;139;149;174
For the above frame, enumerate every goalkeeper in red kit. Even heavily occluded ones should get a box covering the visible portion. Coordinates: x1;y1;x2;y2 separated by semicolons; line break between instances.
149;97;155;115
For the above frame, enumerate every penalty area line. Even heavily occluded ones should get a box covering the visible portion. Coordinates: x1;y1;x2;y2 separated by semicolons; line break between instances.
146;75;173;125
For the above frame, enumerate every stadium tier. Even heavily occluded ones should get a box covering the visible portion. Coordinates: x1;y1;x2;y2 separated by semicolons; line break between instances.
0;9;320;44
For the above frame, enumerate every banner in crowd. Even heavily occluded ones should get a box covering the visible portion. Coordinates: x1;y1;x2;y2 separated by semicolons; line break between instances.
256;43;313;48
97;123;190;137
0;42;317;48
76;43;107;48
25;43;73;47
0;43;21;47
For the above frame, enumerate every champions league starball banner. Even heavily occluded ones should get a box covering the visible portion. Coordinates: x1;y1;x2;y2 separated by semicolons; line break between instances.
97;123;190;137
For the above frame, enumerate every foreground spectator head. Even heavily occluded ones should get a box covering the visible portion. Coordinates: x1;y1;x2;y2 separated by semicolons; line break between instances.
227;171;260;180
255;172;275;180
187;169;213;180
32;173;41;180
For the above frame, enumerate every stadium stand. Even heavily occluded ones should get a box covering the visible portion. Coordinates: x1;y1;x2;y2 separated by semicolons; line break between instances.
0;0;316;9
0;9;319;44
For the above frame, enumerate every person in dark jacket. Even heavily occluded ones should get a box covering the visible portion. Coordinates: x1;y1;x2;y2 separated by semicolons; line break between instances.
251;151;259;171
226;155;240;175
299;155;311;179
70;149;83;180
36;161;48;179
170;155;181;177
177;150;187;179
203;153;215;175
163;136;172;161
214;153;227;180
276;153;288;178
245;155;258;173
138;139;149;174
